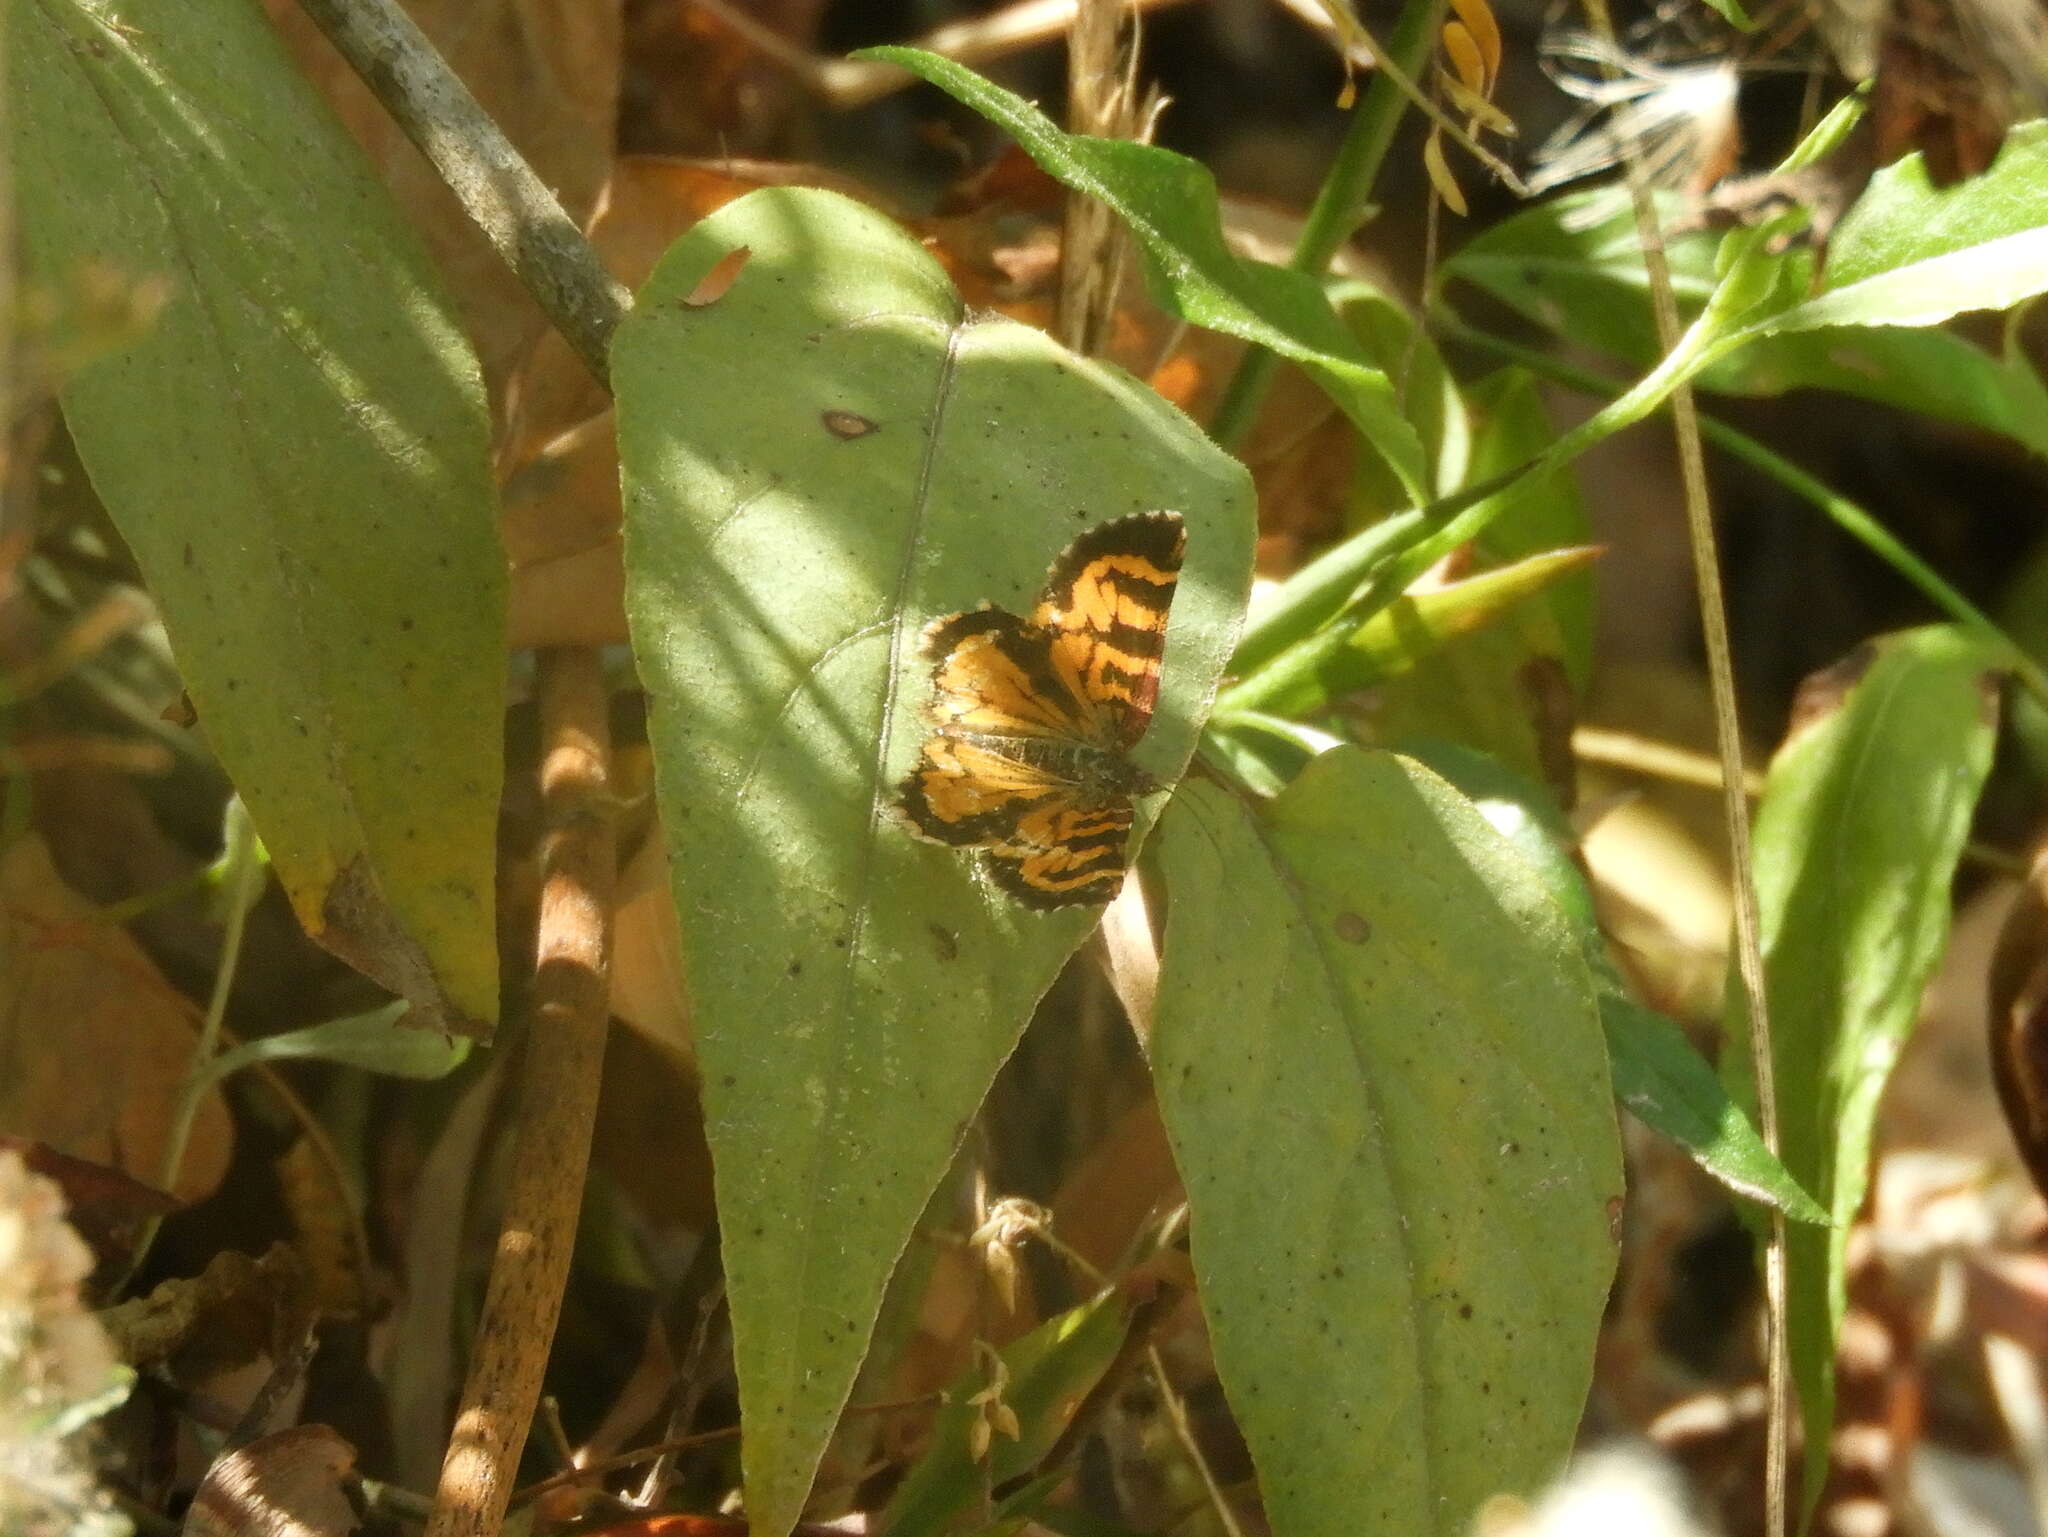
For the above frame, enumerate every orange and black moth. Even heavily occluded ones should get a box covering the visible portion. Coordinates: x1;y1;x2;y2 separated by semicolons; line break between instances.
897;511;1186;909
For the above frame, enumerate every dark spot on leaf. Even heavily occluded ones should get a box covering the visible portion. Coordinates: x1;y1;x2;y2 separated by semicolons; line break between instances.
1977;670;2004;727
1459;1303;1473;1320
1785;641;1878;740
683;245;751;306
822;409;878;440
929;924;958;961
182;543;196;567
787;960;802;977
399;616;415;632
1333;911;1371;944
722;1074;736;1087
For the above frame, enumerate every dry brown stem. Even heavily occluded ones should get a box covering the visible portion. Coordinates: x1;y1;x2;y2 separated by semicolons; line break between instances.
425;648;617;1537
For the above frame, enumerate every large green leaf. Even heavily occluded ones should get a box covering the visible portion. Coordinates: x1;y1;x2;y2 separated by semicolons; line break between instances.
1441;192;1722;362
1465;119;2048;433
1725;626;2000;1514
859;47;1428;501
614;187;1253;1537
1763;120;2048;331
1443;180;2048;459
1400;740;1824;1222
1149;750;1622;1537
13;0;505;1031
1333;282;1471;503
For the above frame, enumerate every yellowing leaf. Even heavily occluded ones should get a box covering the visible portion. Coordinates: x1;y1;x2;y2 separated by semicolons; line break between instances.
1424;128;1469;216
1438;70;1517;137
1441;21;1488;98
1448;0;1503;88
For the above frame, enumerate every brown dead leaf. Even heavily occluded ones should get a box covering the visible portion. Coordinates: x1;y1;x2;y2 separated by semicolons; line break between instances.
1050;1098;1184;1280
594;1024;715;1237
610;830;690;1067
183;1424;359;1537
0;836;231;1204
622;0;832;161
261;0;621;399
101;1243;309;1380
0;1135;176;1264
276;1137;365;1321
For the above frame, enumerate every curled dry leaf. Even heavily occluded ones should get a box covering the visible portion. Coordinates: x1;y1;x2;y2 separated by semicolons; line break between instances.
0;836;231;1205
99;1243;308;1378
183;1424;359;1537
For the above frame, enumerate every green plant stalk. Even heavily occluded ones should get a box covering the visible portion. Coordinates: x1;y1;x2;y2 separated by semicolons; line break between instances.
116;840;264;1292
1440;318;2048;707
1570;0;1787;1519
1225;303;1736;691
1206;0;1444;449
163;847;262;1190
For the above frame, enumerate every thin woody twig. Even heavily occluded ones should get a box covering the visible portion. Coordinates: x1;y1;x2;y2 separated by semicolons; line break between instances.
290;0;630;387
425;647;617;1537
1571;0;1789;1529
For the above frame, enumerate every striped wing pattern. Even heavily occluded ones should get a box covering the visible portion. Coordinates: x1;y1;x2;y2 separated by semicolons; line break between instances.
898;511;1185;909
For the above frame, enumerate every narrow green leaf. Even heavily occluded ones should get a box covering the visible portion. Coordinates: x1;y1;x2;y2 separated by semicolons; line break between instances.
1725;626;2001;1515
1604;996;1828;1222
614;187;1253;1537
1463;370;1596;686
1220;547;1597;718
1333;282;1471;500
196;1002;469;1091
1224;468;1526;682
1441;191;1722;362
1151;750;1622;1537
1228;509;1432;678
1710;327;2048;459
14;0;505;1033
882;1290;1132;1537
858;47;1428;500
